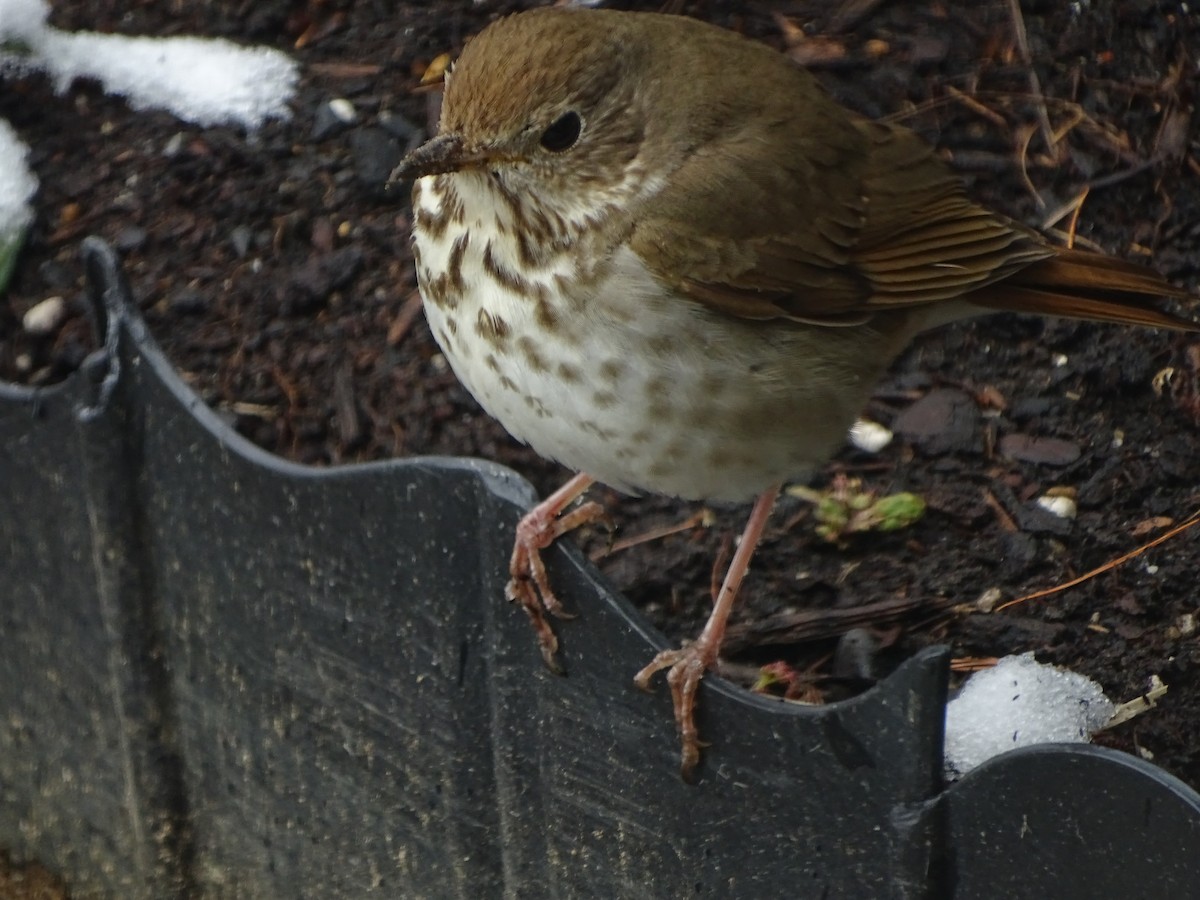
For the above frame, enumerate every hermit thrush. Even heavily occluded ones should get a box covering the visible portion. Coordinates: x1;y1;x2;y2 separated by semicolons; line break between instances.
391;7;1195;778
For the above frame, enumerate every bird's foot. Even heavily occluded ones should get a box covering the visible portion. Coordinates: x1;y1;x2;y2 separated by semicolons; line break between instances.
633;485;782;780
505;473;607;671
634;640;717;781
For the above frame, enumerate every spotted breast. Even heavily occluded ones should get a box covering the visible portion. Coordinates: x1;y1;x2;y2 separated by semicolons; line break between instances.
410;169;902;503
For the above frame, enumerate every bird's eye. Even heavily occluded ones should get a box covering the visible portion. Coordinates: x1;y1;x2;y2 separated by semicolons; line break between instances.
539;111;582;152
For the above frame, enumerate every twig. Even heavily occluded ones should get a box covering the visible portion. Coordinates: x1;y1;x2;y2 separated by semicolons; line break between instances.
308;63;383;78
996;510;1200;612
1014;122;1045;209
1040;188;1089;232
591;508;711;559
1065;185;1089;248
982;488;1020;533
944;84;1008;128
1100;676;1169;730
951;656;1000;672
1007;0;1056;155
1085;156;1162;191
1050;105;1087;145
722;595;957;654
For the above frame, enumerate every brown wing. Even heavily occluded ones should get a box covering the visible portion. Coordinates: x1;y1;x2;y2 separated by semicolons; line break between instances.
630;108;1053;326
849;121;1053;304
854;124;1194;331
628;80;875;325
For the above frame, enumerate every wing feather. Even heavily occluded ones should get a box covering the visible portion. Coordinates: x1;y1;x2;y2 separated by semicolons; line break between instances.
630;108;1054;324
627;65;1189;332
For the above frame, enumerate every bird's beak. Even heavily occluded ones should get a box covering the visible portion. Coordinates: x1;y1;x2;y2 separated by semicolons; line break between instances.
388;133;497;185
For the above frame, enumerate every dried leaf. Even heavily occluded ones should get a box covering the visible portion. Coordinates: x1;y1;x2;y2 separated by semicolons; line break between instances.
786;35;848;68
1131;516;1174;537
421;52;452;85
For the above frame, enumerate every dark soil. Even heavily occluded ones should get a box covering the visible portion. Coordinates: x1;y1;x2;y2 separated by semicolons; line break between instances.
3;0;1199;801
0;852;68;900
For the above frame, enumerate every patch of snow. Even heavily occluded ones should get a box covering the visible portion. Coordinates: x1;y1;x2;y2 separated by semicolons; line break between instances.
944;652;1114;778
35;30;297;129
1;0;297;129
0;119;36;238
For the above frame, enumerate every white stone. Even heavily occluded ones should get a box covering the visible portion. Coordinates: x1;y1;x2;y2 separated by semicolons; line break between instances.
22;295;66;335
1177;612;1196;637
1036;494;1076;519
328;98;357;124
848;418;893;453
974;587;1002;613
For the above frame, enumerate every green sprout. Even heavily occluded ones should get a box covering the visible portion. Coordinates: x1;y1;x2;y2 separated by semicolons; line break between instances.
0;225;28;296
788;475;925;543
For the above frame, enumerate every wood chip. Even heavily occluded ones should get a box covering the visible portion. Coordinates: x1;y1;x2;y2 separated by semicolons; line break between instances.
998;434;1081;466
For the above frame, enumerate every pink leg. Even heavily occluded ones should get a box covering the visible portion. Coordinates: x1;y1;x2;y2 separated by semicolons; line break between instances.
506;472;610;672
634;485;781;779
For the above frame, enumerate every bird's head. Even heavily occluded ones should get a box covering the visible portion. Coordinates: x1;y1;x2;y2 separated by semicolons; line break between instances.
391;9;666;225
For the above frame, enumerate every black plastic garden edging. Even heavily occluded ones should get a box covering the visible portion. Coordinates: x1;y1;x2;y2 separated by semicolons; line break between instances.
2;239;1199;899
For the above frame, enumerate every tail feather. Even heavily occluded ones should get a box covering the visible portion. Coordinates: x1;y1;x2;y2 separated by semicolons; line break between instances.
967;249;1197;332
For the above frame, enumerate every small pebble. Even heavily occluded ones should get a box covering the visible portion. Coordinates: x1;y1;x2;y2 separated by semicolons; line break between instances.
328;98;358;124
848;418;893;453
975;587;1003;613
113;225;147;252
1036;494;1077;519
162;132;184;157
230;225;254;258
1177;612;1196;637
312;100;355;140
22;296;67;335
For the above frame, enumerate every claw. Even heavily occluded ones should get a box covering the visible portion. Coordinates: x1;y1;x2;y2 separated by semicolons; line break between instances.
506;572;562;673
635;641;714;779
506;473;601;670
